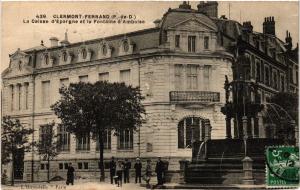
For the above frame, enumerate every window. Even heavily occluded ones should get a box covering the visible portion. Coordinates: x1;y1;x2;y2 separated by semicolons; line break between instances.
174;65;183;90
203;65;211;90
84;162;88;169
250;55;255;78
272;50;276;59
41;81;50;108
10;85;14;111
204;36;209;49
175;35;180;48
269;67;272;87
18;61;22;71
82;49;87;59
60;78;69;88
40;164;49;170
296;71;298;85
256;61;261;81
123;40;129;52
79;75;88;83
64;163;69;170
57;125;70;151
188;36;196;52
178;117;206;149
44;54;49;65
59;163;63;170
289;68;293;83
24;83;29;110
102;45;107;55
280;75;285;92
260;61;264;83
39;125;53;149
76;133;90;151
256;41;260;49
117;128;133;150
99;72;109;82
62;52;67;62
96;129;111;150
120;69;131;85
17;84;21;110
265;66;269;85
187;65;198;90
78;163;83;170
273;71;278;89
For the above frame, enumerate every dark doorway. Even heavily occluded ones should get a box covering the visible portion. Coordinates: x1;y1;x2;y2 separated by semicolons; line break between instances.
13;148;24;180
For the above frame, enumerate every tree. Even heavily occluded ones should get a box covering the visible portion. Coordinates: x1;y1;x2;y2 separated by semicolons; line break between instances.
36;122;60;183
1;116;34;186
51;81;145;181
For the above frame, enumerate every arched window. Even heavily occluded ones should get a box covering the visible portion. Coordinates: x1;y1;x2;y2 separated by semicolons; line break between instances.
44;54;49;65
178;117;206;149
123;40;129;52
82;48;87;59
62;52;67;62
18;61;22;71
102;45;107;55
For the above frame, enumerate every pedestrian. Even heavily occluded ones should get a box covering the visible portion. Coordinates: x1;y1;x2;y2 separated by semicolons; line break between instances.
1;169;7;185
109;156;116;184
144;159;152;188
155;157;165;186
66;163;75;185
116;160;124;187
123;158;131;183
134;157;142;183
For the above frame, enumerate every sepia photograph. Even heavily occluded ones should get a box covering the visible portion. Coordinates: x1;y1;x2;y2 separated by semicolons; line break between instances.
1;1;299;189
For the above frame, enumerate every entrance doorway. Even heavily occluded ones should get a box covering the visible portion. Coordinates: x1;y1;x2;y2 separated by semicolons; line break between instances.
13;148;24;180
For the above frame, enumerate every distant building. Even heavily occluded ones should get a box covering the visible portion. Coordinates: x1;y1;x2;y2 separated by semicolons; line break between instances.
2;1;298;182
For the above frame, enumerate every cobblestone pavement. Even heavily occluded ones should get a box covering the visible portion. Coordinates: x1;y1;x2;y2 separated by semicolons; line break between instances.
1;179;147;190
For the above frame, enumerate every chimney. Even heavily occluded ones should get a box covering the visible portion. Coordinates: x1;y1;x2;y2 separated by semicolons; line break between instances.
242;21;253;33
153;19;161;28
263;16;275;35
179;1;191;9
285;30;293;51
49;37;59;47
197;1;218;18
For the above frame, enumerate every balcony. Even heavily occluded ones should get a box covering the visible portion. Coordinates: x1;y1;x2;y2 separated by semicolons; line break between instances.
169;91;220;103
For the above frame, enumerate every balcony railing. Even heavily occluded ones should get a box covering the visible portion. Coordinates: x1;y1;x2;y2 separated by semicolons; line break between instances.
170;91;220;102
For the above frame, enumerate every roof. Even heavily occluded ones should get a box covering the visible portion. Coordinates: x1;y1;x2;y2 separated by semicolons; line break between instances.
159;8;217;44
24;45;47;53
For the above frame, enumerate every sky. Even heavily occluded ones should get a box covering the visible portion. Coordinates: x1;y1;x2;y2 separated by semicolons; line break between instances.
1;1;299;72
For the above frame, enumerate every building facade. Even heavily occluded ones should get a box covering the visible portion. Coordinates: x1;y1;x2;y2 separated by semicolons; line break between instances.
2;2;298;182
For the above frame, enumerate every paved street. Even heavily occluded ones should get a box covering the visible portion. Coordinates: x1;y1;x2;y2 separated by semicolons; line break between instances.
1;179;147;190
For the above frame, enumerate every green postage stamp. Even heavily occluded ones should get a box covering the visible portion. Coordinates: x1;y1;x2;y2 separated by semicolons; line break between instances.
266;146;299;188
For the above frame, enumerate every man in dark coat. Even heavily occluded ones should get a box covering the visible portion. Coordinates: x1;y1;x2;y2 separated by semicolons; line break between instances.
134;157;142;183
155;157;165;185
109;156;116;184
123;158;131;183
66;163;75;185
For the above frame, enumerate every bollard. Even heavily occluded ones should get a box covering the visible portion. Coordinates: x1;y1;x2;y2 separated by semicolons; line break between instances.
242;156;255;185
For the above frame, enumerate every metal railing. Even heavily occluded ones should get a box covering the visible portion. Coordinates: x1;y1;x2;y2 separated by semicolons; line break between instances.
169;91;220;102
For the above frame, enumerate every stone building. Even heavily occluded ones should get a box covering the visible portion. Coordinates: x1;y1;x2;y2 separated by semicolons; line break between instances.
2;1;298;182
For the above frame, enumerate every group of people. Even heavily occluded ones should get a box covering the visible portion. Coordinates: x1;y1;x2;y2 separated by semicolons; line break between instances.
65;157;167;188
109;156;166;188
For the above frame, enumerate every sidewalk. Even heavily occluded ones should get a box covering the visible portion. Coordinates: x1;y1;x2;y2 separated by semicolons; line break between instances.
1;179;146;190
